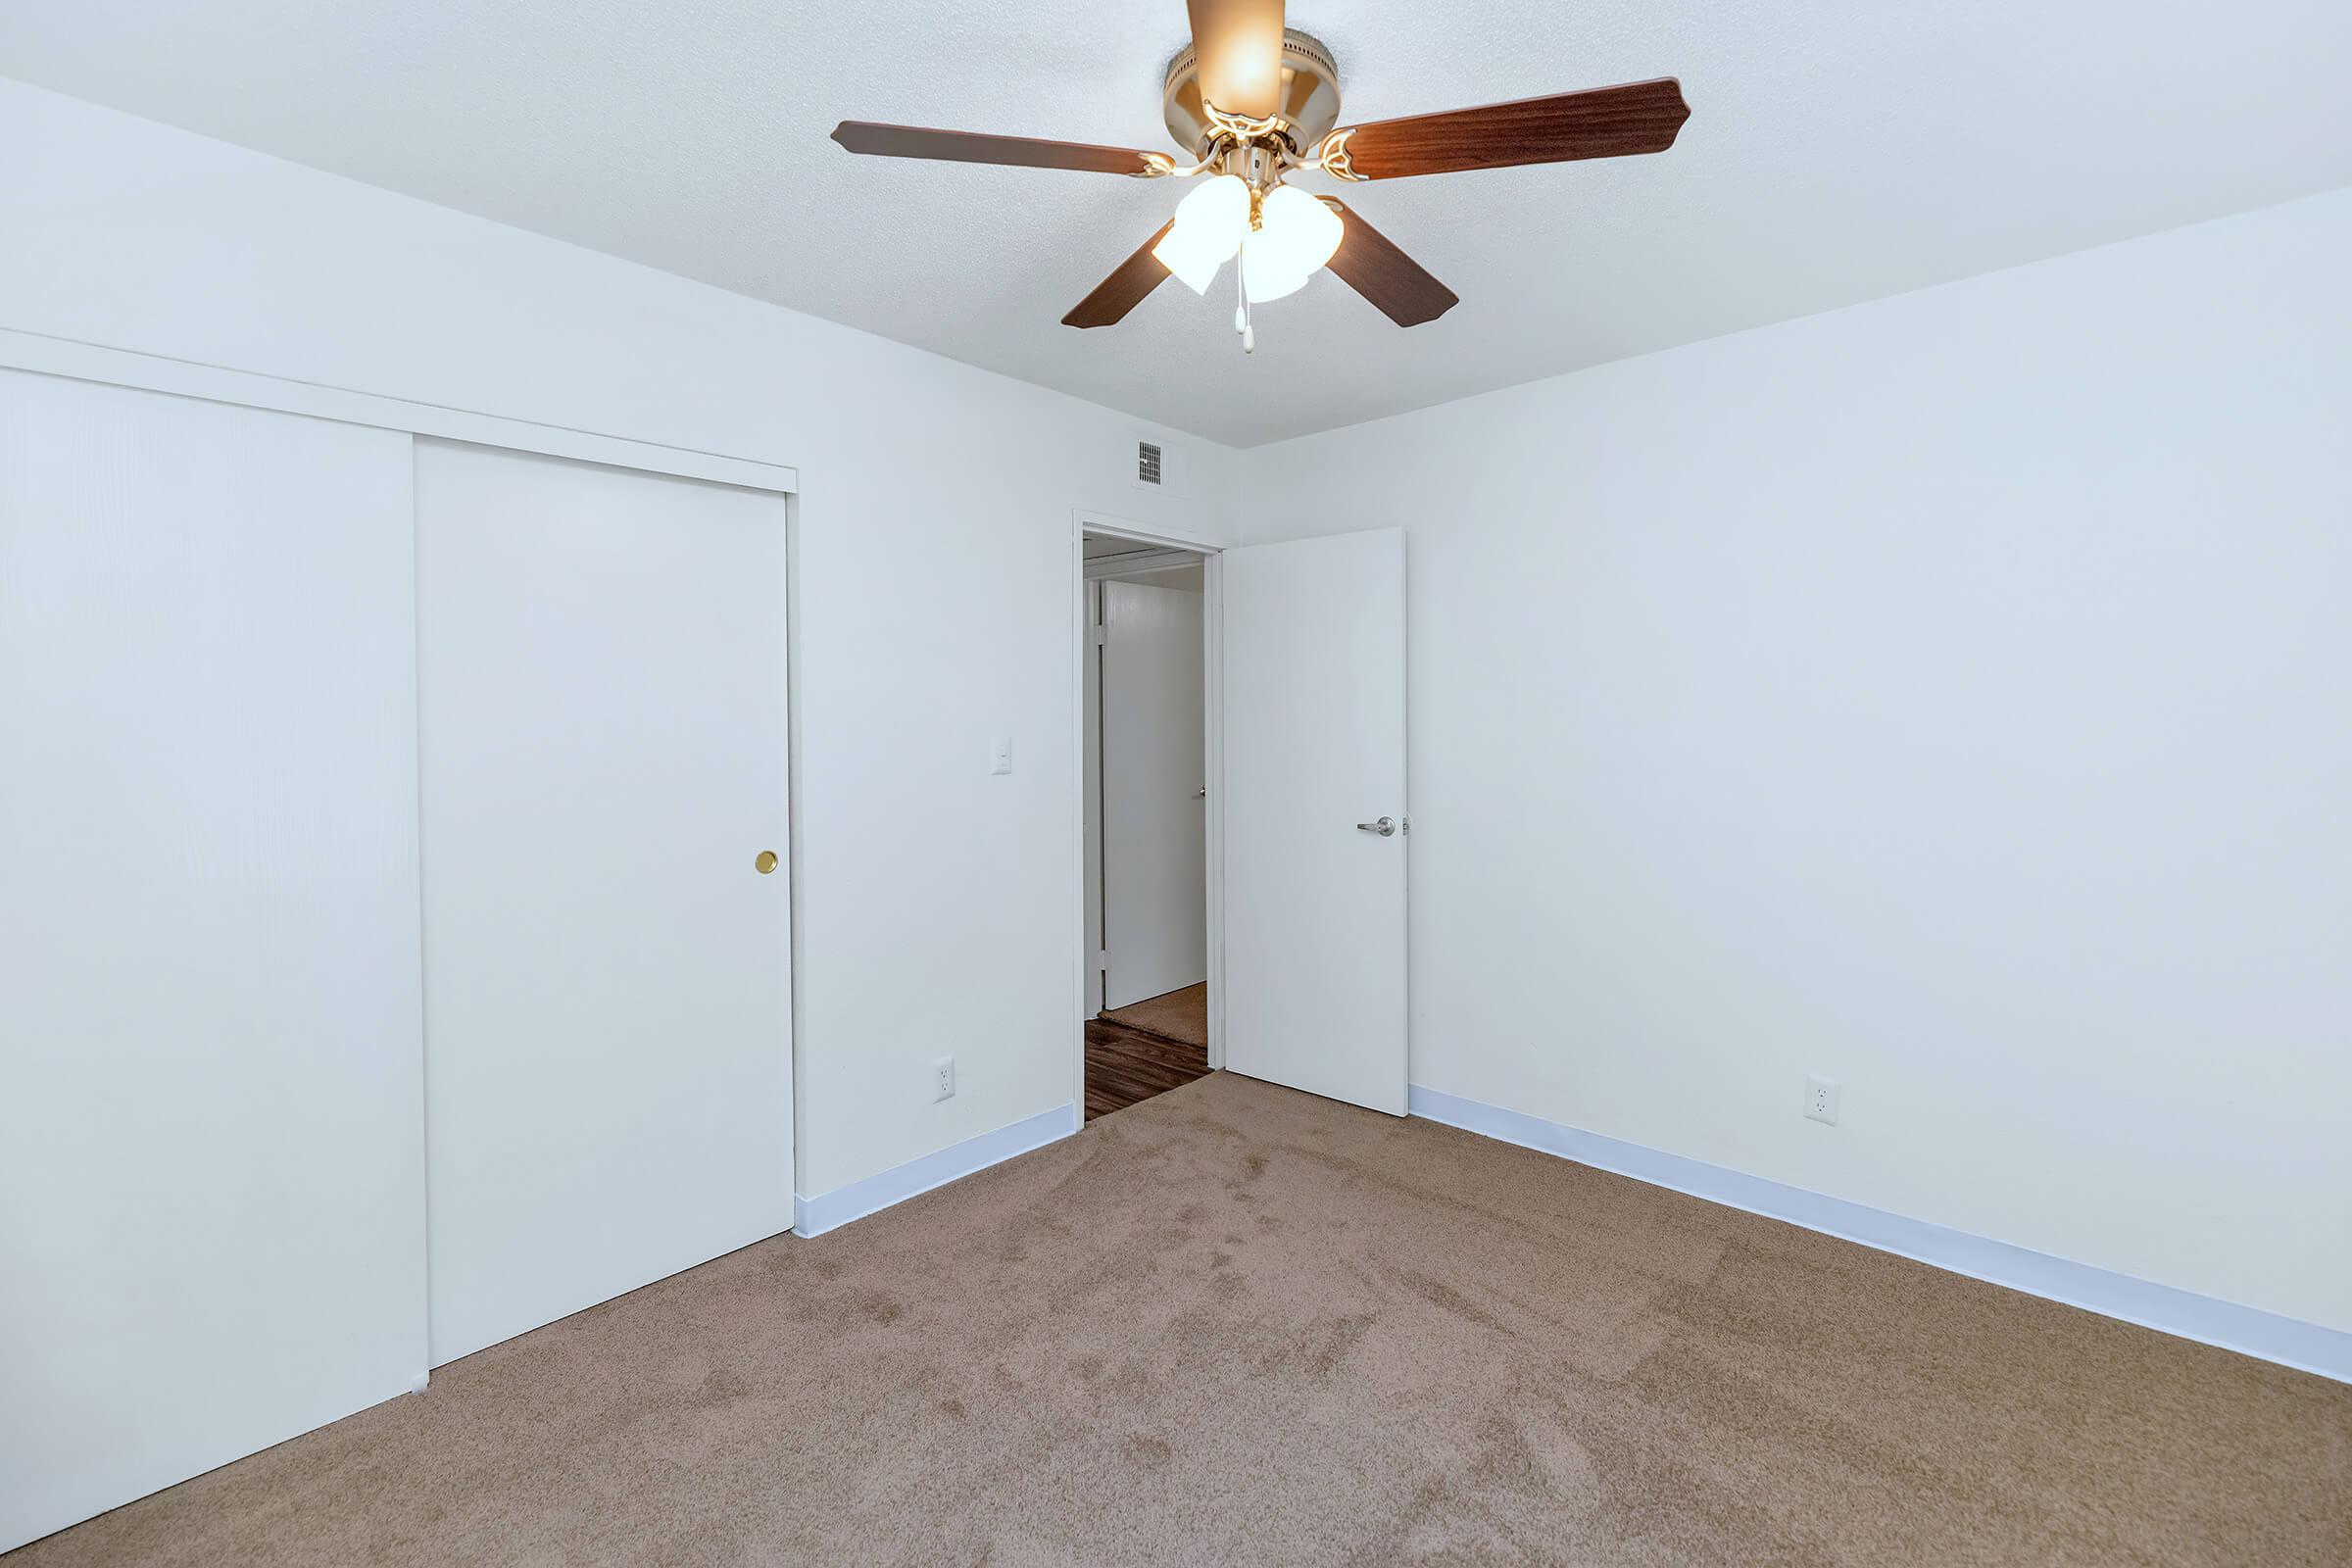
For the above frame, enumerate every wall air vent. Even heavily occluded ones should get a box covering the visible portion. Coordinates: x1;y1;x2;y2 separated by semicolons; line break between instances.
1136;440;1163;487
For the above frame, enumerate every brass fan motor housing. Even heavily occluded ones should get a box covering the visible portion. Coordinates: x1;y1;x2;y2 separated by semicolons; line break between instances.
1162;28;1343;159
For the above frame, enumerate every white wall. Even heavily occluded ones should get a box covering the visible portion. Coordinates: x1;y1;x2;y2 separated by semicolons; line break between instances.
0;77;1240;1201
1241;189;2352;1335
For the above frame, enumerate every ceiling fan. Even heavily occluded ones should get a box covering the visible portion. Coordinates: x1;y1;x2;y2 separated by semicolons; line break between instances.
832;0;1690;351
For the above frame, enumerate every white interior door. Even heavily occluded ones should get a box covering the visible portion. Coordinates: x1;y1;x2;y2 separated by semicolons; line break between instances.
1220;528;1407;1114
1102;577;1207;1009
0;371;426;1552
1083;582;1105;1011
416;440;792;1367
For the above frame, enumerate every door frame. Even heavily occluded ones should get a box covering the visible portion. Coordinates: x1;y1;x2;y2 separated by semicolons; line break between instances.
1071;512;1226;1117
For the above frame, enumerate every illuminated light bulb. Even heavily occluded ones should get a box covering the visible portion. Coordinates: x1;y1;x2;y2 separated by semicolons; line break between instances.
1237;185;1345;304
1151;174;1250;295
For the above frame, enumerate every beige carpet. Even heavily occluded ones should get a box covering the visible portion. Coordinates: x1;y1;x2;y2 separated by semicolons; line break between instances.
14;1072;2349;1566
1101;981;1206;1048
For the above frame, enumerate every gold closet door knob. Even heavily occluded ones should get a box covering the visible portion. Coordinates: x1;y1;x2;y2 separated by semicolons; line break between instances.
754;850;778;875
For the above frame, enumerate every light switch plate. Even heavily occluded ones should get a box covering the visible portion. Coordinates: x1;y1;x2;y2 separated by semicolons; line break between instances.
990;735;1012;775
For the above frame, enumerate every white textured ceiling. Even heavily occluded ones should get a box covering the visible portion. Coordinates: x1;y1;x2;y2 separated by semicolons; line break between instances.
4;1;2347;446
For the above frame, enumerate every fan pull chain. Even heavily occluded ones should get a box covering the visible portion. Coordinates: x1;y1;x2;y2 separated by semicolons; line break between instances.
1236;265;1254;354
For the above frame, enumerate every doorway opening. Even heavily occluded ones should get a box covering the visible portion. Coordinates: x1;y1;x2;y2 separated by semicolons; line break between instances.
1082;528;1214;1120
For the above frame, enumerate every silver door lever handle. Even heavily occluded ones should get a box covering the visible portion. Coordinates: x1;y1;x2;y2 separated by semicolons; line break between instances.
1355;816;1397;837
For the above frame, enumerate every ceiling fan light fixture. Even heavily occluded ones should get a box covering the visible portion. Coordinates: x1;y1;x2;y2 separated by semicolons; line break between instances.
1152;172;1250;294
836;3;1689;338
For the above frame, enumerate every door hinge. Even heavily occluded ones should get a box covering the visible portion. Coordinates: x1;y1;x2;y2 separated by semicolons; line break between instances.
1091;621;1108;646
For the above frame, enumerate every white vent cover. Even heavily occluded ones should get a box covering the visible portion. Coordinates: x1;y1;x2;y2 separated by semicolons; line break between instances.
1136;440;1163;486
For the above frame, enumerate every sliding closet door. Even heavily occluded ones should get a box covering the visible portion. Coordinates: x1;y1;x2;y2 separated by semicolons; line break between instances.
415;440;792;1366
0;371;426;1553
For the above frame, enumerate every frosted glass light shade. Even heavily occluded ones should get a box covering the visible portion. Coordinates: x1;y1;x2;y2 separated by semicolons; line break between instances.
1259;185;1345;271
1240;229;1311;303
1152;174;1250;295
1239;185;1344;303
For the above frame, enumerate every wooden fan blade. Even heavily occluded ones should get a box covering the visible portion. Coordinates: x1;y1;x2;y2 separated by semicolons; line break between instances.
832;122;1162;176
1187;0;1286;121
1321;202;1458;327
1063;222;1178;329
1324;78;1690;180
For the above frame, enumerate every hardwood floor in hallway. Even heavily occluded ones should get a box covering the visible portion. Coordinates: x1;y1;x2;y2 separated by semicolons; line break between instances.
1083;1016;1209;1121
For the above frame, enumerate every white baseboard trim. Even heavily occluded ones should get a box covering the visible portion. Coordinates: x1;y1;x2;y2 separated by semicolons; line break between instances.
793;1102;1078;1240
1409;1086;2350;1385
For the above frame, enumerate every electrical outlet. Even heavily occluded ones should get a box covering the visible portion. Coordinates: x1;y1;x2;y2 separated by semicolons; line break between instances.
1804;1073;1841;1126
932;1055;956;1102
